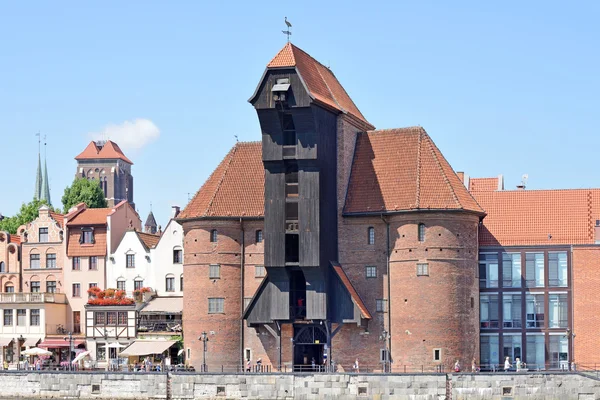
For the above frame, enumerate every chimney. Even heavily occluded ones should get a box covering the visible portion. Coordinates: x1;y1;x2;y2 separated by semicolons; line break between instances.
171;206;180;219
497;174;504;190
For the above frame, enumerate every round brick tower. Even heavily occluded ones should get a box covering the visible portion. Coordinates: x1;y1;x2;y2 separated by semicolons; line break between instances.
388;212;480;371
182;220;242;370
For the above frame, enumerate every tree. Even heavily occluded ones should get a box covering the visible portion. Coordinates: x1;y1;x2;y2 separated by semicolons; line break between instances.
62;178;107;212
0;198;56;234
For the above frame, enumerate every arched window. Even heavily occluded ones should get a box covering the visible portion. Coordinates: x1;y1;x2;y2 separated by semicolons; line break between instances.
256;230;263;243
0;262;5;273
210;229;218;243
367;227;375;245
165;274;175;292
134;278;144;291
418;223;426;242
4;283;14;293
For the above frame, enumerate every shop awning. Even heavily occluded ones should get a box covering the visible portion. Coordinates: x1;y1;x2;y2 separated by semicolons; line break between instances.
22;337;42;347
39;339;86;348
0;338;13;347
119;340;176;357
141;297;183;314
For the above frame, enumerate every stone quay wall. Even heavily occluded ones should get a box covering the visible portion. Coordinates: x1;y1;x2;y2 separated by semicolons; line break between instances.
0;371;599;399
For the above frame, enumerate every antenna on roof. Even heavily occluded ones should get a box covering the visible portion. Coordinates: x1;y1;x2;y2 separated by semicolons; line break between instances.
282;17;292;42
517;174;528;190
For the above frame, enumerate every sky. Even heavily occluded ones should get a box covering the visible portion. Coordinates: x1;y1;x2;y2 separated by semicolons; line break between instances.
1;1;599;226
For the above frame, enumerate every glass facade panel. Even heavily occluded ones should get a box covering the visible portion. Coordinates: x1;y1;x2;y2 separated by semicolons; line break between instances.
503;294;522;328
549;335;568;369
480;294;499;328
526;253;544;287
549;252;568;287
480;335;499;369
526;335;546;370
502;253;522;288
549;294;568;328
503;334;522;362
526;294;545;328
479;254;499;288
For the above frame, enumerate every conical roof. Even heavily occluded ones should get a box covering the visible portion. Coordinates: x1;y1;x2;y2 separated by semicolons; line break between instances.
145;211;157;228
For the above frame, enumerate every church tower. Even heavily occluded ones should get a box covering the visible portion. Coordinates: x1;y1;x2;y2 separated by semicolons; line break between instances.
74;140;134;208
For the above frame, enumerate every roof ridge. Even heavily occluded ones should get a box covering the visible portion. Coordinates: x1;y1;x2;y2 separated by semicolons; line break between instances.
424;132;462;209
415;130;422;208
587;190;593;240
313;61;344;113
205;144;238;216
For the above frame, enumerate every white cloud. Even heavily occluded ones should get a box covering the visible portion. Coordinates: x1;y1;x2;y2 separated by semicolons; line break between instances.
88;118;160;151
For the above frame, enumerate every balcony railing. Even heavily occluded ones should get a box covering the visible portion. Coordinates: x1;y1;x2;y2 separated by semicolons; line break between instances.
0;293;67;304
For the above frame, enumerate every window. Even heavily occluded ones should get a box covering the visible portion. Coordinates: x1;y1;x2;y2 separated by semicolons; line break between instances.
526;294;545;328
180;275;183;291
209;264;220;279
210;229;218;243
366;266;377;278
255;265;266;278
88;283;97;297
97;346;106;361
526;335;545;369
479;253;499;288
0;261;5;272
16;309;26;326
376;299;388;313
30;281;40;293
30;253;40;269
72;257;81;270
502;253;522;288
4;284;13;293
46;281;56;293
503;334;522;363
46;253;56;269
126;254;135;268
255;230;263;243
89;256;98;270
72;283;81;297
134;280;143;290
39;228;48;243
549;294;568;328
208;298;224;314
418;223;426;242
480;294;499;328
480;335;499;368
282;112;296;146
433;348;442;362
73;311;81;334
502;294;522;328
118;312;128;325
549;252;567;287
95;312;106;325
166;276;175;292
380;349;389;363
3;310;12;326
107;312;117;325
245;348;252;362
549;335;568;369
367;227;375;245
30;309;40;326
117;280;126;291
173;249;183;264
526;253;545;288
417;263;429;276
82;230;94;244
285;165;299;198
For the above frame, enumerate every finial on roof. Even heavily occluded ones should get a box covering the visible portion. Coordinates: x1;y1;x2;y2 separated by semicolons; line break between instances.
282;17;292;42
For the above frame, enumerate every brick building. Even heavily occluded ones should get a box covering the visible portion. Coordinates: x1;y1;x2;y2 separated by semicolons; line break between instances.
178;43;484;372
468;175;600;370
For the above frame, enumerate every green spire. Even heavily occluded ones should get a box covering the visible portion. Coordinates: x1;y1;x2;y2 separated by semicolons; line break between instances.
41;155;51;206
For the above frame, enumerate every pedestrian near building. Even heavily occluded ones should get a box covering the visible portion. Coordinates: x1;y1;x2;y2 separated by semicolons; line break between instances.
515;358;521;372
454;360;461;372
504;356;511;372
353;358;359;373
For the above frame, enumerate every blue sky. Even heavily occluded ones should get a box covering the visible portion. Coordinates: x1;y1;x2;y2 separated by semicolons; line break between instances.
1;1;599;225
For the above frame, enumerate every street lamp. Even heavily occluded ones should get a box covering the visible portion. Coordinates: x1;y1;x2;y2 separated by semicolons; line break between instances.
379;329;390;373
198;331;209;372
63;332;74;371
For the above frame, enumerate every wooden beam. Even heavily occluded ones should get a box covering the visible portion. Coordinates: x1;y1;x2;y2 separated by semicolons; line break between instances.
263;323;280;340
331;323;344;338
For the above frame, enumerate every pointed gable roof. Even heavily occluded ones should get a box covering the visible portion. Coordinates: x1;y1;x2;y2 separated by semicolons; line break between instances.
344;127;484;215
75;140;133;164
177;142;264;220
136;230;161;250
145;211;157;228
265;43;374;130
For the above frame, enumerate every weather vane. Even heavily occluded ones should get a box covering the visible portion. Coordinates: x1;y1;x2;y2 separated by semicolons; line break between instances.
282;17;292;42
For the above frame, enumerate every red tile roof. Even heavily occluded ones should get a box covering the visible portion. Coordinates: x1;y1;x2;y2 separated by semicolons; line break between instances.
344;127;484;215
67;228;107;257
8;234;20;245
49;211;64;228
178;142;265;220
137;231;160;249
75;140;133;164
331;262;372;320
267;43;374;130
474;188;600;246
67;208;110;226
469;177;500;192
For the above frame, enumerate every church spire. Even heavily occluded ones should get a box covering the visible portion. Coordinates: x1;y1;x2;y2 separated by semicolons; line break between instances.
41;136;52;206
34;132;42;201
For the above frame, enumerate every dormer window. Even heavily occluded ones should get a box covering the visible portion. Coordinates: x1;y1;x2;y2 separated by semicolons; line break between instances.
80;228;95;244
39;228;49;243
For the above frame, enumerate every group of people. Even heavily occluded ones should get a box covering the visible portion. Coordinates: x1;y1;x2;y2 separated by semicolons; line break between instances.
132;356;161;372
454;356;526;373
245;358;263;372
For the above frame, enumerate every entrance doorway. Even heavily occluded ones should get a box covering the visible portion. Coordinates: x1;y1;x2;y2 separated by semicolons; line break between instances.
293;324;327;372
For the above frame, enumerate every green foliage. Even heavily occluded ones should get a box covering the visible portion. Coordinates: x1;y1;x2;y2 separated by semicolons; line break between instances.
61;178;107;212
0;198;56;234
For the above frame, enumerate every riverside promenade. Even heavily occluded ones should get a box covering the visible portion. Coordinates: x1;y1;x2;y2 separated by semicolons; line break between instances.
1;370;600;399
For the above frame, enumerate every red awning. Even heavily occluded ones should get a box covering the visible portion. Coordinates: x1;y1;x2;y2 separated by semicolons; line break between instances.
39;339;86;349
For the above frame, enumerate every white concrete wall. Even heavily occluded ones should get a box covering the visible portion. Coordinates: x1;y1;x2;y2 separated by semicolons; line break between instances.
107;231;151;295
151;219;184;297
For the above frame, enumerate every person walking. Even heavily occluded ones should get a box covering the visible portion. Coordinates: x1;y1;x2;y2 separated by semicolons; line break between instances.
246;359;251;372
471;358;478;373
515;357;521;372
353;358;360;373
504;356;512;372
454;360;461;372
256;358;262;372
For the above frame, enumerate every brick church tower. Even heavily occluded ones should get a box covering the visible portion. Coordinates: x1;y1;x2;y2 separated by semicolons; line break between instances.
179;43;484;372
74;140;134;208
